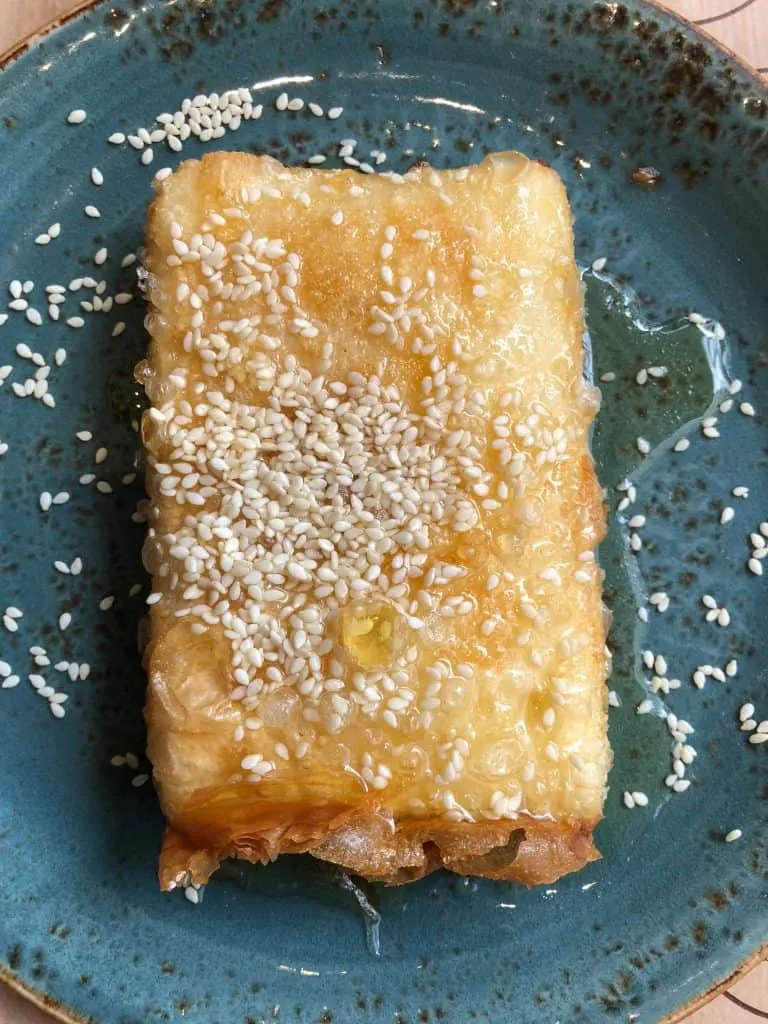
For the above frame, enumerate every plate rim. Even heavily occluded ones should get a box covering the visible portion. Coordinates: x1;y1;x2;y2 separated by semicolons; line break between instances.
0;1;765;1023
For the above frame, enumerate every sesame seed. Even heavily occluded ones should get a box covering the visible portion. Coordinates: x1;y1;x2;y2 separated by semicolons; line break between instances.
108;132;126;144
39;491;52;511
94;247;108;266
636;437;650;455
732;486;749;498
729;379;743;395
720;506;735;524
726;660;738;677
739;703;755;722
131;774;150;788
636;699;653;715
599;372;616;382
327;106;343;119
724;829;742;843
99;596;115;611
717;608;731;627
67;109;87;124
58;612;72;631
275;92;289;111
591;256;607;273
91;167;104;186
141;148;154;166
748;558;763;576
84;205;101;218
740;402;756;417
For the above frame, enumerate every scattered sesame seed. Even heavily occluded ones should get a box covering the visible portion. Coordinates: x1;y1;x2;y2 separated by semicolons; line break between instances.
739;402;756;417
599;371;616;382
327;106;343;119
591;256;607;273
39;491;52;511
67;109;87;125
732;486;749;498
748;558;763;576
720;506;735;524
84;205;101;218
131;773;150;788
636;437;650;455
724;829;742;843
58;612;72;631
729;379;743;395
108;132;126;144
91;167;104;186
99;596;115;611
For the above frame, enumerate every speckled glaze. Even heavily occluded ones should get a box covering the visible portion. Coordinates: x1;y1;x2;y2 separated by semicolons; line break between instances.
0;1;766;1022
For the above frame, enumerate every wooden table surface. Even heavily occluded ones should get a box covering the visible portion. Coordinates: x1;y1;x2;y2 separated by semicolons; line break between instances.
0;1;766;1022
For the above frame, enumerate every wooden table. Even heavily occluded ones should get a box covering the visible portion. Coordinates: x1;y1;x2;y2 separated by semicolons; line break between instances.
0;1;766;1022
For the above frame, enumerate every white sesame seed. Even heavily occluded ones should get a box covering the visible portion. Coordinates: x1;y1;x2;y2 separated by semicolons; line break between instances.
67;317;85;329
99;596;115;611
94;247;108;266
91;167;104;186
132;774;150;788
39;491;52;511
108;132;125;144
724;829;742;843
729;379;743;395
726;660;738;677
599;372;616;383
748;558;763;576
67;109;87;124
84;205;101;218
636;437;650;455
739;402;755;417
628;514;646;529
673;438;690;452
636;699;653;715
720;506;735;524
141;148;154;166
732;486;749;498
327;106;343;119
701;594;717;609
58;612;71;631
591;257;607;273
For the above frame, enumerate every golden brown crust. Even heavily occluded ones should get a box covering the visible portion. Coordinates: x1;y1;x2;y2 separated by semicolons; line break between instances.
159;805;599;889
143;150;610;893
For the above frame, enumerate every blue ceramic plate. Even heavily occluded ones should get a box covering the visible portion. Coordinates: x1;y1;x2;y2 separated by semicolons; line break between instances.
0;1;766;1022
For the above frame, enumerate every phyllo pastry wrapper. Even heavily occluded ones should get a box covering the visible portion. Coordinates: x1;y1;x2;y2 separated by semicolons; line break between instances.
141;150;610;890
